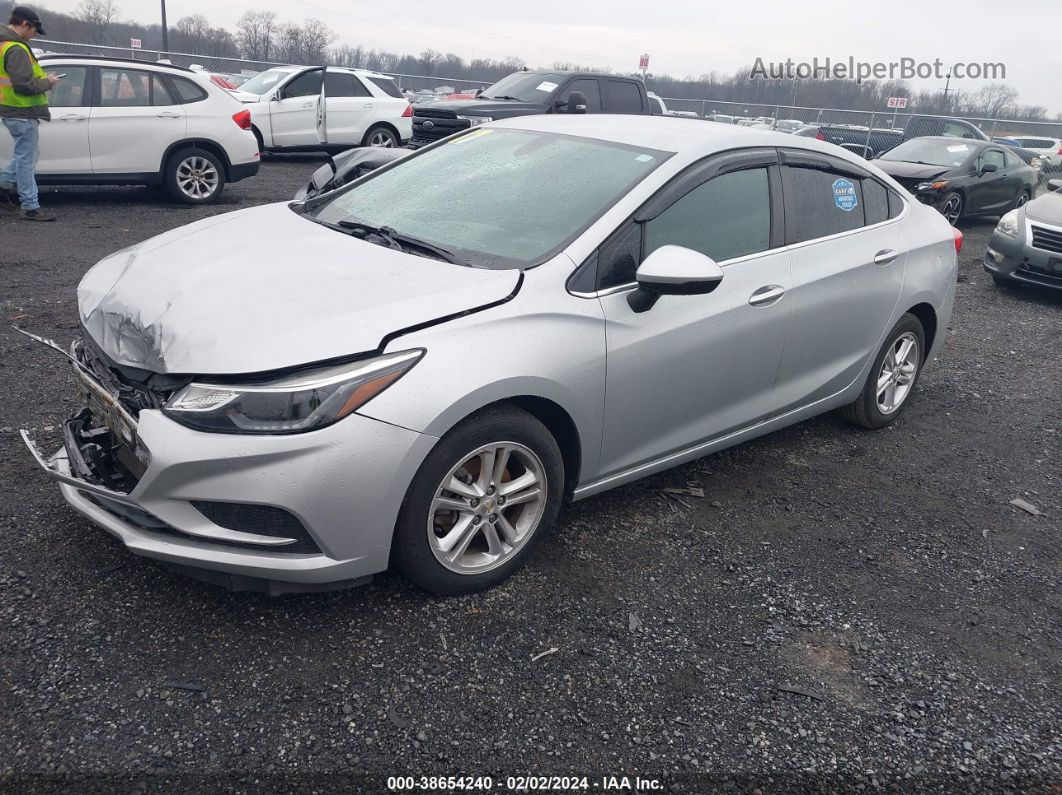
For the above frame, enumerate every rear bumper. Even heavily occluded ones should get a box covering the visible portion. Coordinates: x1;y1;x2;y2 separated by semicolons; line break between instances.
229;160;260;183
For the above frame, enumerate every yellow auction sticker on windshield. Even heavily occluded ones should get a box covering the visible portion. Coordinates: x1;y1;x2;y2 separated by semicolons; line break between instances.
453;129;495;143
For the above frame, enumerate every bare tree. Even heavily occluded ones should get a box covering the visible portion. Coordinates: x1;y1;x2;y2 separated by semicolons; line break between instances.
971;84;1019;119
274;23;304;64
299;19;336;64
76;0;119;44
236;10;277;62
173;14;210;54
417;49;443;76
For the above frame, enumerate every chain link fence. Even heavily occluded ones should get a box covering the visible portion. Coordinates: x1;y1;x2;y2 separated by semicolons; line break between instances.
33;39;491;95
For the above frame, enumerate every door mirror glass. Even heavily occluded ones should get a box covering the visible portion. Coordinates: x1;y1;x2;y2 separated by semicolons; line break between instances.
628;245;724;313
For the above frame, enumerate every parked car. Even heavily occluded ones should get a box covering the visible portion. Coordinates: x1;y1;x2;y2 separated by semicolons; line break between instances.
984;178;1062;290
706;114;736;124
1007;136;1062;168
874;137;1037;224
293;146;408;200
774;119;806;133
21;116;958;596
816;116;987;159
233;66;412;151
0;55;260;204
409;70;653;148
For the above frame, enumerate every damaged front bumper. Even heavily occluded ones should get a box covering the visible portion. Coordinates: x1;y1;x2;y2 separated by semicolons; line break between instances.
20;334;439;593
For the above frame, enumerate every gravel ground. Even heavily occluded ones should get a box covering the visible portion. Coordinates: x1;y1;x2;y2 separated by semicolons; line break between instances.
0;159;1059;794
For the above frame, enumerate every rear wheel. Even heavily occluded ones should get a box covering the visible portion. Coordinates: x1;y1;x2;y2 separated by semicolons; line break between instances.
393;406;564;595
842;314;925;429
165;147;225;204
363;125;399;148
1013;190;1031;210
940;192;963;225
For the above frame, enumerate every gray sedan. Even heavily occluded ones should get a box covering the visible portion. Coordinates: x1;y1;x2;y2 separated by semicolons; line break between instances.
985;178;1062;291
22;116;959;595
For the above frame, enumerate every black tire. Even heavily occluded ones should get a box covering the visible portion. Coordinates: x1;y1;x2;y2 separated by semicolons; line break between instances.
363;125;399;148
940;191;963;225
164;147;226;205
841;314;926;429
393;406;564;595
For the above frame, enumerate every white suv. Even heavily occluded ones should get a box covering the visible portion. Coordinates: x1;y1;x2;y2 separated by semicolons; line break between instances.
0;56;260;204
1009;136;1062;168
232;66;413;151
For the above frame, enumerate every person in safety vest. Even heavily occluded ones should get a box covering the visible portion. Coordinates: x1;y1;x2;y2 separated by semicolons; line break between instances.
1;6;59;221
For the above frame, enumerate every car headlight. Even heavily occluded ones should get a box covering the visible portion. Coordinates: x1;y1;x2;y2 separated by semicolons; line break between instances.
995;209;1021;239
915;180;949;192
163;349;423;434
456;115;492;126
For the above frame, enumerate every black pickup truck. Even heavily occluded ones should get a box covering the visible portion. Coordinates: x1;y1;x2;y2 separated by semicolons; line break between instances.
410;70;653;148
809;115;988;159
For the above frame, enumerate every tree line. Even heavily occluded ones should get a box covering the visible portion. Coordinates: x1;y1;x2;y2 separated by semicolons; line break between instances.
19;1;1059;122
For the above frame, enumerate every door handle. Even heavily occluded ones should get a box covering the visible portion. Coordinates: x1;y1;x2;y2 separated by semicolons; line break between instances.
156;111;181;118
300;102;313;109
748;285;786;306
363;103;375;109
59;113;86;122
874;249;898;266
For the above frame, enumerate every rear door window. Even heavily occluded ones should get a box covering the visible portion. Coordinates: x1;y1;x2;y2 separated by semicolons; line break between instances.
325;72;371;97
98;68;152;107
602;80;644;114
862;178;890;226
783;166;866;241
151;75;175;106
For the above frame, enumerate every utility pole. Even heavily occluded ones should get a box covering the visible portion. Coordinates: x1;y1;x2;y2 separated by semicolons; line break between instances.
160;0;169;53
939;72;952;112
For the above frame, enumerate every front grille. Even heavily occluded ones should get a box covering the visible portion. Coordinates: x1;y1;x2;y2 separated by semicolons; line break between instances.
78;336;176;417
412;108;470;143
191;501;322;554
1030;224;1062;254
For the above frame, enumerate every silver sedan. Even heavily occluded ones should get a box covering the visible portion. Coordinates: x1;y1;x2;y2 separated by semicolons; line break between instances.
22;115;959;595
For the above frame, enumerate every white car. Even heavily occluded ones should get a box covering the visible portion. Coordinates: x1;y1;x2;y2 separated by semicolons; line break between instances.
232;66;413;151
0;56;260;204
1008;136;1062;168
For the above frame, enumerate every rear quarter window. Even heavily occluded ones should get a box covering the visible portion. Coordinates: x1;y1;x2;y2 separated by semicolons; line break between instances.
367;76;404;98
170;76;209;104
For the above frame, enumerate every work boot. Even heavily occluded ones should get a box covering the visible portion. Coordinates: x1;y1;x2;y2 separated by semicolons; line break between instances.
20;208;56;222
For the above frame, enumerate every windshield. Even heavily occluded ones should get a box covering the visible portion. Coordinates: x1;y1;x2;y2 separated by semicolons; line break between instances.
881;138;974;167
238;67;297;95
480;72;564;102
309;128;668;268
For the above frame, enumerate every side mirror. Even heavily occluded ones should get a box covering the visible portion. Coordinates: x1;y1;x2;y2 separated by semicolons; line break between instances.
566;90;587;114
979;162;998;174
627;245;724;313
1048;178;1062;192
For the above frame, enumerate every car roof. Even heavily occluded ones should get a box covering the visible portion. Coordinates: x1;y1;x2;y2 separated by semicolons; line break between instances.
37;54;194;73
261;64;397;81
490;114;866;161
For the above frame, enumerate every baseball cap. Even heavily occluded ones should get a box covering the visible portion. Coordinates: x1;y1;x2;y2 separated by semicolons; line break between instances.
11;6;47;36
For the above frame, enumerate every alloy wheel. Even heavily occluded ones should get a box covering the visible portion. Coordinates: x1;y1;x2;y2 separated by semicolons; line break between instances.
427;441;547;575
175;156;220;200
942;196;962;225
1016;192;1029;207
877;332;920;414
369;131;395;147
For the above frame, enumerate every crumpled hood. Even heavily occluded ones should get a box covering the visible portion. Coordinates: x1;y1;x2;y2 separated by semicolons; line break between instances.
1025;190;1062;225
78;203;520;375
874;160;952;181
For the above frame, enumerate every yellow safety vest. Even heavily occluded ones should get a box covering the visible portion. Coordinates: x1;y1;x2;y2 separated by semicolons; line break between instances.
0;39;48;108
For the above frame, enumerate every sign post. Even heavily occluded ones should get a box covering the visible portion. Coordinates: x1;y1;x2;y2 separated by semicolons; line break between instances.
886;95;908;129
639;53;649;83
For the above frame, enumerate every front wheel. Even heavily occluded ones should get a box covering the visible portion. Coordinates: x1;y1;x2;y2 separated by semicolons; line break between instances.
165;147;225;204
940;192;963;225
842;314;926;429
393;406;564;595
1013;190;1031;210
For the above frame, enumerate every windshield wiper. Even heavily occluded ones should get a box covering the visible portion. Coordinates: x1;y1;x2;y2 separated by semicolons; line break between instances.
337;220;466;265
481;94;521;101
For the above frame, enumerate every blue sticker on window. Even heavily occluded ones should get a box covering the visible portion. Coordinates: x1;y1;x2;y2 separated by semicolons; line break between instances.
833;178;858;212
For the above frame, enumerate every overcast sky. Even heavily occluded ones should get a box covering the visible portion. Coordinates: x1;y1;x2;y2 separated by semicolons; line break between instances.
37;0;1062;114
